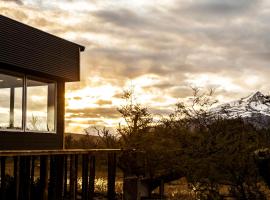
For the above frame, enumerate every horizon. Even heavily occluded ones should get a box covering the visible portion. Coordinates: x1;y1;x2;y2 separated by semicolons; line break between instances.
1;0;270;133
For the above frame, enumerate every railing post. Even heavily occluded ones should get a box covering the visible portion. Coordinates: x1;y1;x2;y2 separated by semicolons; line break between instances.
14;156;19;200
19;156;31;200
75;155;78;199
49;155;57;200
30;156;36;200
1;157;6;200
107;153;116;200
159;179;164;198
69;155;76;200
49;155;64;200
56;155;64;200
63;155;68;199
40;155;49;200
82;154;89;200
89;155;96;200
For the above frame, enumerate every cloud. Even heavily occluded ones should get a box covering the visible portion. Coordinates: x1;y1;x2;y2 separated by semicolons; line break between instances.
66;107;120;119
94;9;150;28
176;0;260;17
2;0;23;5
95;99;112;106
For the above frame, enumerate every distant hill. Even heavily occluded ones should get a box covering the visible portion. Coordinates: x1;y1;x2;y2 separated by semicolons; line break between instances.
65;132;99;141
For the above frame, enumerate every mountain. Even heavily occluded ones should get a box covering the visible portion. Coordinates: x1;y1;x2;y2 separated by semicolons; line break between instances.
65;132;99;140
211;91;270;128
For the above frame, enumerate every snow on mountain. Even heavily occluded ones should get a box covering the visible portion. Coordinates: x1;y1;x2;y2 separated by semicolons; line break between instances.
212;91;270;117
211;92;270;128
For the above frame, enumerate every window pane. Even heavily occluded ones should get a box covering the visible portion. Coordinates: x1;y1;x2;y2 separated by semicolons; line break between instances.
0;73;23;130
26;78;56;132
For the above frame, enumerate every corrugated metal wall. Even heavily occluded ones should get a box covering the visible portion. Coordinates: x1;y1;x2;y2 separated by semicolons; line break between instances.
0;15;84;82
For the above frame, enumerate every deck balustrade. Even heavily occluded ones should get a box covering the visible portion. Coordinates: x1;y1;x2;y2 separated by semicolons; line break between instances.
0;149;121;200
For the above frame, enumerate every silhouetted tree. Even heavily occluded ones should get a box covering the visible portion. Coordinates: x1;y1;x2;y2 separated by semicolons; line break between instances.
117;88;270;199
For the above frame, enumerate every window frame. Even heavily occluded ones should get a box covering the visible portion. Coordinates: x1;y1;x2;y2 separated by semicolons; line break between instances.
0;69;57;133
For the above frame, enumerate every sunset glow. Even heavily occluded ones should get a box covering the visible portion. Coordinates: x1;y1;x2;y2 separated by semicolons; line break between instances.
2;0;270;133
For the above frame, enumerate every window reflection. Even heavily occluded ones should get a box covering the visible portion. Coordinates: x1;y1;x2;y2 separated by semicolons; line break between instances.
0;73;23;130
26;78;55;132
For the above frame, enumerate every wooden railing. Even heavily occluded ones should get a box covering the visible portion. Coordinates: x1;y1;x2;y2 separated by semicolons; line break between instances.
0;149;122;200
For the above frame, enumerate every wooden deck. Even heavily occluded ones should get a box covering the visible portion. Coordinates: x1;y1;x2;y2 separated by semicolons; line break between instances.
0;149;122;200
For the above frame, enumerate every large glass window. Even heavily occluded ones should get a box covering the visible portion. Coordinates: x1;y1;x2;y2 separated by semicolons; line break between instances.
0;71;56;133
0;73;23;130
26;78;56;132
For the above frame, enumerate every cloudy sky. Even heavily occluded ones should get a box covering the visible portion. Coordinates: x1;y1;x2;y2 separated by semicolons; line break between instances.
1;0;270;133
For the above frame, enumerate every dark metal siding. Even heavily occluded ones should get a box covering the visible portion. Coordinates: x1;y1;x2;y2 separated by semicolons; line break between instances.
0;15;84;82
0;132;62;150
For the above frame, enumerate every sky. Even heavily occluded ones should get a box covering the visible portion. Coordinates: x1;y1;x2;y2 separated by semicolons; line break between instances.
1;0;270;133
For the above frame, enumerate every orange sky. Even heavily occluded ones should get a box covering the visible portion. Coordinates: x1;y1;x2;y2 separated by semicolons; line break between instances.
1;0;270;133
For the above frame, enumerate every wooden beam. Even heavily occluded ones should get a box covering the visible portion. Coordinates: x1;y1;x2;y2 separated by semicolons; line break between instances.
0;149;122;157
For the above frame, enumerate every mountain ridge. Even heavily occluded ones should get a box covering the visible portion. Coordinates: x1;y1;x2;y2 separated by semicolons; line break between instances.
211;91;270;128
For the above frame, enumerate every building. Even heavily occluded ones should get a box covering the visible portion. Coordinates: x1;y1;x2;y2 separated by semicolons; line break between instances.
0;15;84;150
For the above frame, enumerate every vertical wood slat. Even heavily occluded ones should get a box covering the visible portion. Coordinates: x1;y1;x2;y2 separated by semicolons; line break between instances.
82;154;89;200
40;156;49;200
1;157;6;200
69;155;76;200
159;179;164;198
19;156;31;200
63;155;68;198
30;156;35;200
107;153;116;200
14;156;19;200
49;155;64;200
56;155;64;200
49;156;57;200
89;156;96;200
74;155;78;199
